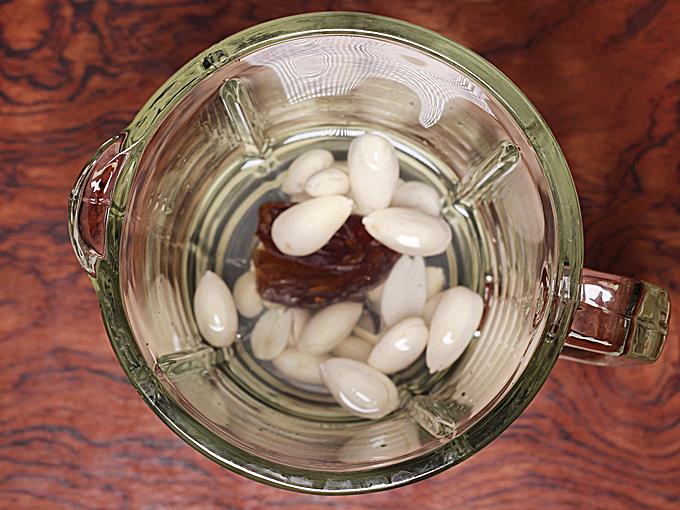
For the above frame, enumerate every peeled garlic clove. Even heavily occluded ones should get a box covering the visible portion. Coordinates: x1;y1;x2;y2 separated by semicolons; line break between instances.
422;291;443;326
282;149;334;194
425;266;446;299
368;317;428;374
320;358;399;419
362;208;451;257
193;271;238;347
288;308;310;345
297;302;363;355
332;336;373;362
271;196;353;256
391;181;441;217
426;287;484;374
233;271;263;318
273;348;328;385
380;255;426;326
353;310;383;344
304;168;350;197
251;308;292;360
348;133;399;213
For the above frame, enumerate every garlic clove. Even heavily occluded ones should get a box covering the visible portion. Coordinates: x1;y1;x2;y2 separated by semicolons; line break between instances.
426;286;484;373
297;302;363;355
271;196;353;256
193;271;238;347
320;358;399;419
282;149;334;194
380;255;427;326
362;207;452;257
251;308;292;360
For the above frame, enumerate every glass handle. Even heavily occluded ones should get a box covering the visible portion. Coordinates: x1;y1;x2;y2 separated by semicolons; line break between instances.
561;268;671;365
68;133;128;276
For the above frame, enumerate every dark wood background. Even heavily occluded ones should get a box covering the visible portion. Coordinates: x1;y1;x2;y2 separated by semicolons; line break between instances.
1;1;679;508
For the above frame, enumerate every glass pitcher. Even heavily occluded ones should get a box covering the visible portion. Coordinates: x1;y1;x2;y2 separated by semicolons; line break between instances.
68;12;670;494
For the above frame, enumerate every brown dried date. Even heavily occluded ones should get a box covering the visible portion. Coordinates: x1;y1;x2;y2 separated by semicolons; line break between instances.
253;201;400;309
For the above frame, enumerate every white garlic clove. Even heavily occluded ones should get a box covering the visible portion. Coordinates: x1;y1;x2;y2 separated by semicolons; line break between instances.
332;336;373;362
362;207;452;257
422;291;443;326
368;317;428;374
425;266;446;299
271;196;353;256
353;310;383;344
304;168;350;197
380;255;427;326
348;133;399;214
193;271;238;347
391;180;441;217
233;271;263;318
297;302;363;355
281;149;334;194
288;308;310;346
319;358;399;419
272;348;328;385
426;286;484;374
251;308;292;360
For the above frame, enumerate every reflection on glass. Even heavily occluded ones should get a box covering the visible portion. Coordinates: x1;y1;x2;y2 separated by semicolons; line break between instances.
246;36;491;127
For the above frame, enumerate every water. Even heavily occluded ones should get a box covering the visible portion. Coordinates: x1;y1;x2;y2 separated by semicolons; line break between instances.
180;127;486;409
120;39;550;469
123;122;542;470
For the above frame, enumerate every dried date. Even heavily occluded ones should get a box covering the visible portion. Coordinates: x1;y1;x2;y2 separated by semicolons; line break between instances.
253;201;400;308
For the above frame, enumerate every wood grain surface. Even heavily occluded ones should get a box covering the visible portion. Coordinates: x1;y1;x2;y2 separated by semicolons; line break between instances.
1;1;679;508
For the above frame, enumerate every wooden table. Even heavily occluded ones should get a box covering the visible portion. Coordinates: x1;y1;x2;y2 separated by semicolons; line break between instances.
1;1;678;508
